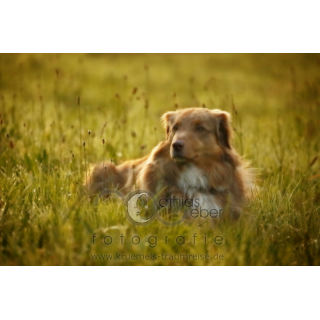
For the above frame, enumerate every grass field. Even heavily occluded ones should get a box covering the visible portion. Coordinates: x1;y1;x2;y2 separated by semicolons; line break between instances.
0;53;319;266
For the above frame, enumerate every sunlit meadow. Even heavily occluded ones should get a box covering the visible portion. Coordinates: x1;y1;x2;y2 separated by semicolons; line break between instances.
0;53;319;265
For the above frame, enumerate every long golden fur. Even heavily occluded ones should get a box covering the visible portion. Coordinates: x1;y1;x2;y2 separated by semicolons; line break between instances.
86;108;255;218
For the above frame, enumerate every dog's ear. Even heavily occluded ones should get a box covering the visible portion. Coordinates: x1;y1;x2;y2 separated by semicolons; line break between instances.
211;109;232;149
161;111;176;139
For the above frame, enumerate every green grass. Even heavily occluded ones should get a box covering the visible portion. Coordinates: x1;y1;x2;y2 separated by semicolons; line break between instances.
0;53;319;265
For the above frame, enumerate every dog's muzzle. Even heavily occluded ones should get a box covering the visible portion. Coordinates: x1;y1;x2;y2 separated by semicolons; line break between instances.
171;140;185;161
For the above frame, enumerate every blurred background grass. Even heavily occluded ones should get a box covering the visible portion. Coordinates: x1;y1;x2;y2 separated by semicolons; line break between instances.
0;53;319;265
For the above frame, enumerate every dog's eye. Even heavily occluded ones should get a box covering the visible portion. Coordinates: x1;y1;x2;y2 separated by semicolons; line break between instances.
196;125;205;131
172;125;178;131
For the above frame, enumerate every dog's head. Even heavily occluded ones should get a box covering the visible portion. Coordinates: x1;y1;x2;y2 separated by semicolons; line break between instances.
162;108;232;163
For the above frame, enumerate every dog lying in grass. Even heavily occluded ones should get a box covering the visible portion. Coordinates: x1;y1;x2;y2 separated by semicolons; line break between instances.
86;108;255;218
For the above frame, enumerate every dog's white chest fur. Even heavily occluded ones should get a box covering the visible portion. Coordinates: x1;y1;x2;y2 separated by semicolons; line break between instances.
178;164;222;211
178;165;209;195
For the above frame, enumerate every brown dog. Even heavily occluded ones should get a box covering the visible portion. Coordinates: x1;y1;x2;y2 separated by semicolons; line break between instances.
86;108;255;218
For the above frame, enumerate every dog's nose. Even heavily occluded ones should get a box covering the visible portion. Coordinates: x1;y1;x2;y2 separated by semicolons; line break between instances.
172;140;184;152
